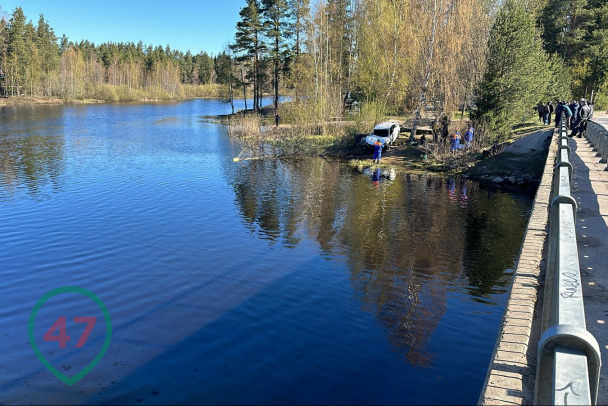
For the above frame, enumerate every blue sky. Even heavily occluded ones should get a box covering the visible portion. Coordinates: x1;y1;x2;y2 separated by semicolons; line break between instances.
0;0;245;55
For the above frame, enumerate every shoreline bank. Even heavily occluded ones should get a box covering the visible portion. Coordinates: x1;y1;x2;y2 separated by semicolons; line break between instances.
1;96;552;187
0;95;228;107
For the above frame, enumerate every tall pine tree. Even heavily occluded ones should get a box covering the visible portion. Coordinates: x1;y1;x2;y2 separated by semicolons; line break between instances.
475;0;557;140
539;0;593;63
538;0;608;103
231;0;265;110
262;0;291;124
37;15;59;97
7;7;28;95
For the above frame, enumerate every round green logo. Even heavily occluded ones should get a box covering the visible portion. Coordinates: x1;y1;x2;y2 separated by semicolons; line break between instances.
28;286;112;386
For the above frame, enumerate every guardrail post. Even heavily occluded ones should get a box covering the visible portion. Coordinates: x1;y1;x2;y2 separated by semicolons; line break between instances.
536;205;601;405
558;137;571;158
595;126;606;158
587;120;596;147
537;325;601;405
598;128;607;163
543;179;577;334
604;127;608;168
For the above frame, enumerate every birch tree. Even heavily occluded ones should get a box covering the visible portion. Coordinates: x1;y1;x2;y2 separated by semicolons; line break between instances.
354;0;413;109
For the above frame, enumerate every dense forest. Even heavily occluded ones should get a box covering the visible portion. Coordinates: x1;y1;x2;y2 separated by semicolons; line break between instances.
0;0;607;139
0;9;220;101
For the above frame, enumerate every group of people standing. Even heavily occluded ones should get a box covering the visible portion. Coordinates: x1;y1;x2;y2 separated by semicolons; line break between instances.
371;96;596;163
536;98;594;138
450;125;474;152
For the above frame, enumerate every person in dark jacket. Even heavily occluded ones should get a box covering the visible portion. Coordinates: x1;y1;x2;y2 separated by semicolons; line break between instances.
569;100;579;122
544;101;553;125
572;99;591;138
536;103;545;122
580;100;592;138
554;99;564;127
569;100;580;135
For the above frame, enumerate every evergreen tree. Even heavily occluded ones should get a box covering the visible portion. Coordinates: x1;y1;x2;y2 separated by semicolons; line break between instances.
24;20;38;96
475;0;555;140
582;0;608;104
37;15;59;96
262;0;292;123
326;0;354;95
180;50;195;84
7;7;28;95
59;34;69;54
215;51;236;113
539;0;593;63
0;17;8;95
288;0;310;60
231;0;265;110
538;0;608;103
287;0;310;101
196;52;214;84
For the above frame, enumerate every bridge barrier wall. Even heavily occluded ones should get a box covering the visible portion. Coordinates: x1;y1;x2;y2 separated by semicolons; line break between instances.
586;121;608;167
478;129;555;405
534;114;601;405
479;115;603;405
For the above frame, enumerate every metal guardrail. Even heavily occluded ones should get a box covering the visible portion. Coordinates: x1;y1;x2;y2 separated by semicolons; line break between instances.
534;114;602;405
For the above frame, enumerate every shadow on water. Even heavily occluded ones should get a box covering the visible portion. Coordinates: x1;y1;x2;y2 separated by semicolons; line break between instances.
89;158;532;405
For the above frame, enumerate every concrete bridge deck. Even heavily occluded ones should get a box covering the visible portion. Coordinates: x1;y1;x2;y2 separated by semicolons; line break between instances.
479;113;608;405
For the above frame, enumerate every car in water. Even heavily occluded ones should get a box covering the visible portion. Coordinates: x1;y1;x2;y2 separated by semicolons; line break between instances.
363;166;397;181
363;121;400;149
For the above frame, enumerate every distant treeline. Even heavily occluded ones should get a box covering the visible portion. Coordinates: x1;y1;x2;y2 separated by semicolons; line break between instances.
0;8;225;101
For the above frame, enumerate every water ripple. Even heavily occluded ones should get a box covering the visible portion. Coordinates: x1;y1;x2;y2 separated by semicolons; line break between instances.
0;100;532;405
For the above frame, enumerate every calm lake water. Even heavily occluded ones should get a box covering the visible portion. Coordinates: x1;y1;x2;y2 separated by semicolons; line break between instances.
0;99;532;405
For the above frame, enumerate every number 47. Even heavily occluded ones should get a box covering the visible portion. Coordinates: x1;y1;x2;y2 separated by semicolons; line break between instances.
43;317;97;348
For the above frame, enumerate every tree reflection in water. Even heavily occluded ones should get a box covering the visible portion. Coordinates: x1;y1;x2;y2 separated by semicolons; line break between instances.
0;107;65;201
228;158;530;367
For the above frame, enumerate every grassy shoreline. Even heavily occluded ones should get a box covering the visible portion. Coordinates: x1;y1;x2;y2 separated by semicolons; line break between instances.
226;110;550;193
3;95;550;189
0;95;228;107
0;83;225;106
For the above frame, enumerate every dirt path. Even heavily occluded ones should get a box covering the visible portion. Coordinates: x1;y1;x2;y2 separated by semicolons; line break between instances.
465;129;554;183
352;127;555;188
503;129;554;156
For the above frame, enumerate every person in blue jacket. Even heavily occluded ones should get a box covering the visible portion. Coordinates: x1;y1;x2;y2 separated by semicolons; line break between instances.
562;101;572;129
554;99;564;127
464;125;474;148
373;139;383;164
450;131;461;152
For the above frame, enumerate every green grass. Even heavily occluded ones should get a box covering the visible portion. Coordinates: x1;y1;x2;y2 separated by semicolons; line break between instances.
348;159;395;170
453;110;470;120
511;121;546;136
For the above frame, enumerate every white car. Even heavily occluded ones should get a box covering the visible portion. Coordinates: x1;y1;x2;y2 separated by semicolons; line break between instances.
364;122;400;149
